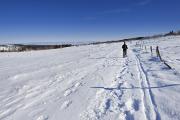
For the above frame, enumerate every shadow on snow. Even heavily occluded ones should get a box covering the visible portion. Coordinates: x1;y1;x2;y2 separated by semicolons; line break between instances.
90;84;180;90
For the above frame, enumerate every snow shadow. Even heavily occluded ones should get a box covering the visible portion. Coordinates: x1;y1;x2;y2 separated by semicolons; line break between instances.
148;57;160;62
142;51;149;54
133;99;140;111
89;57;106;59
89;57;122;60
176;59;180;61
91;83;180;90
132;49;140;53
125;111;134;120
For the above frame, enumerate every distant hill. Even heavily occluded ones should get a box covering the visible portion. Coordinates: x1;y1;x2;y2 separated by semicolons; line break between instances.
90;30;180;45
0;44;72;52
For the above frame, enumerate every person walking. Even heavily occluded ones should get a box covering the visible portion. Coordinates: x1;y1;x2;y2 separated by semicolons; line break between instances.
122;41;128;58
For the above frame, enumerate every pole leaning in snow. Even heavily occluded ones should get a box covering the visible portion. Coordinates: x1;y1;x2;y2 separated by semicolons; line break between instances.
156;46;172;69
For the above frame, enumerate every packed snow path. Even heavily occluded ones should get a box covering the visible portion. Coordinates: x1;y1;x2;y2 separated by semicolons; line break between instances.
0;36;180;120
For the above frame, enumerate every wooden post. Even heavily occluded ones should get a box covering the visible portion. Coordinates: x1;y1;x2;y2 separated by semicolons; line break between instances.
150;46;152;54
156;46;162;61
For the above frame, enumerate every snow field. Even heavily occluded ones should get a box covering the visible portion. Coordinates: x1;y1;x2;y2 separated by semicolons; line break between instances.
0;36;180;120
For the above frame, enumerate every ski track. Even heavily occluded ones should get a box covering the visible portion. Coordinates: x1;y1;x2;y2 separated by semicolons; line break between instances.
133;49;161;120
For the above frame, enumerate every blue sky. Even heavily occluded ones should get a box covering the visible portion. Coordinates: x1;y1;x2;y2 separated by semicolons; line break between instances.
0;0;180;44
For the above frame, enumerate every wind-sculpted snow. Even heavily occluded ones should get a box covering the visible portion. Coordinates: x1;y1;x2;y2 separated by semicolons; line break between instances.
0;36;180;120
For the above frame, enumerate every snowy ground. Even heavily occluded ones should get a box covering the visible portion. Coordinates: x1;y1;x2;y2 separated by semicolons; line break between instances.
0;36;180;120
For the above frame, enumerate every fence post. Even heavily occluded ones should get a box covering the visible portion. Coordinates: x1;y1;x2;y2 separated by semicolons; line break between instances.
150;46;152;54
145;46;147;52
156;46;162;61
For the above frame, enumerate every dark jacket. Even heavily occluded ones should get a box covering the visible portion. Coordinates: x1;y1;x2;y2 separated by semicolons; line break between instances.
122;44;128;50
